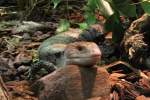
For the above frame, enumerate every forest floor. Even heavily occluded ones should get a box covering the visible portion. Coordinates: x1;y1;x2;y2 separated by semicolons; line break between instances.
0;1;150;100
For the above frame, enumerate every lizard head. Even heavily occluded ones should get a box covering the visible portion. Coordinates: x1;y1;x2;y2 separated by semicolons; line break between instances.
64;42;101;67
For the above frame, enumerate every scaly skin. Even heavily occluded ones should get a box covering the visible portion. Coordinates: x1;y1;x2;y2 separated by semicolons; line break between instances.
64;41;101;67
38;36;78;65
29;41;101;80
38;28;103;67
28;28;103;80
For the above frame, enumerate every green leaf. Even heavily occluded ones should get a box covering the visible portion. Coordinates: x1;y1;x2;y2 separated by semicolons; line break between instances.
84;0;114;21
84;0;97;25
112;0;136;17
56;19;70;33
84;12;96;25
86;0;97;11
52;0;61;9
78;23;89;30
141;1;150;15
105;14;124;43
97;0;114;18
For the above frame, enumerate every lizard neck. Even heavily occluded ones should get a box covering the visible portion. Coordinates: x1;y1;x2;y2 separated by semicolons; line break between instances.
56;54;67;68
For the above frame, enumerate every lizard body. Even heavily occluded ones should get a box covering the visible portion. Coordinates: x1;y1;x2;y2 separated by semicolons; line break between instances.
30;41;101;80
32;42;111;100
28;28;104;80
38;28;104;67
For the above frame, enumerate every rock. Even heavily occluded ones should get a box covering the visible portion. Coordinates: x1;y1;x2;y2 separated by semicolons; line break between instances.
31;65;111;100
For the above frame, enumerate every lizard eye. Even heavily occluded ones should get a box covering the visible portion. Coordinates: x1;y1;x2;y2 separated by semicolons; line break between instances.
77;46;84;51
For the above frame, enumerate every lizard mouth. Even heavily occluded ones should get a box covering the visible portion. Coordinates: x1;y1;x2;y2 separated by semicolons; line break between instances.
66;55;101;66
69;54;100;59
91;55;101;61
67;54;101;61
92;54;101;58
68;55;100;59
